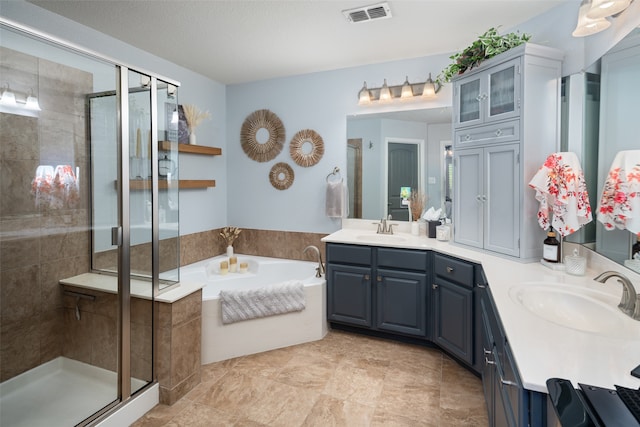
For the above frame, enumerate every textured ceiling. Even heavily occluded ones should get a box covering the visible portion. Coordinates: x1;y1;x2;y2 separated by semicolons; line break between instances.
27;0;570;84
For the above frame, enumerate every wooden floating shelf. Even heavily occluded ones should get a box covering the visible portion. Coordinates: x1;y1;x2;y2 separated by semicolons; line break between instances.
118;180;216;190
159;141;221;156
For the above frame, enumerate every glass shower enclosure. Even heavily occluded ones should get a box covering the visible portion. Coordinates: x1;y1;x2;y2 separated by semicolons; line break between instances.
0;19;179;426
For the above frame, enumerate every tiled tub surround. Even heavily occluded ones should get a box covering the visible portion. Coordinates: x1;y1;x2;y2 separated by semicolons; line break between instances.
324;220;640;393
180;255;327;364
0;46;92;382
179;228;327;267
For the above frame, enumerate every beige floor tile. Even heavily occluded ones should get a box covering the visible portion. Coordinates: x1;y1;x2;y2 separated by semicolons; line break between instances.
303;394;375;426
275;352;336;390
134;331;487;427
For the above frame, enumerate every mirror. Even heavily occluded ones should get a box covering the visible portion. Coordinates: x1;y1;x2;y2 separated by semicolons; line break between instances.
346;107;452;221
563;28;640;272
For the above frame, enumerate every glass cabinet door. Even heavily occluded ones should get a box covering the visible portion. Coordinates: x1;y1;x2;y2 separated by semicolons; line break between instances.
486;58;520;123
456;77;482;126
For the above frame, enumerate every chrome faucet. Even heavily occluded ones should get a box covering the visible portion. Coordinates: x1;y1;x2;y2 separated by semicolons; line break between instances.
593;271;640;321
374;215;396;235
303;245;325;278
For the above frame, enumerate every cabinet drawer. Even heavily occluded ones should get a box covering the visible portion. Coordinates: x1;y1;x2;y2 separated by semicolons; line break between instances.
326;243;372;266
377;247;429;271
434;254;474;288
454;119;520;148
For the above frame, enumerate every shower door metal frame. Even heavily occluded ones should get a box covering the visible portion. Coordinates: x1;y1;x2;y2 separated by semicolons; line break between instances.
0;17;181;426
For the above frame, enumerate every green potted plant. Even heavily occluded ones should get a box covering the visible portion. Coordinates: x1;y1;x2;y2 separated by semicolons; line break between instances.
436;27;531;85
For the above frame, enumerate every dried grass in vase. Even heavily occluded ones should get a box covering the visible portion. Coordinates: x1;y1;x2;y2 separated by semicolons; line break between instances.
219;226;242;247
183;104;210;132
409;191;427;222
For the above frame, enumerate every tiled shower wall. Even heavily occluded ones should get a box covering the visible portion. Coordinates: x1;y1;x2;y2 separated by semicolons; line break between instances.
0;47;92;381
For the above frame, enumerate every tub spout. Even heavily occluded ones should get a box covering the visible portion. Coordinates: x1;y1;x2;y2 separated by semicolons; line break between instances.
303;245;325;278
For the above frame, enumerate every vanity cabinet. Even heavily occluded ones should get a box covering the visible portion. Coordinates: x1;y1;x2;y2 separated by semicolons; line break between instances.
432;253;475;365
454;144;520;257
326;243;430;339
478;282;546;427
452;43;563;261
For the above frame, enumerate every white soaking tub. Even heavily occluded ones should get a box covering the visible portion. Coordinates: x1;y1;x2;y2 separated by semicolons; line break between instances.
180;254;327;364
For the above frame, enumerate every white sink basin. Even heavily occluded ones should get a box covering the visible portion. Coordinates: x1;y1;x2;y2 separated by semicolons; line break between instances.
355;234;407;244
509;283;628;337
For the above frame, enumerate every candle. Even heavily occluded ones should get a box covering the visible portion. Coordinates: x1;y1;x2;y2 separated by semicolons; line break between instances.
239;262;248;274
219;260;228;275
229;256;238;273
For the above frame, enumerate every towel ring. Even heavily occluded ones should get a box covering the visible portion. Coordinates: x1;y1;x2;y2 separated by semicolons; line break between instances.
326;166;342;183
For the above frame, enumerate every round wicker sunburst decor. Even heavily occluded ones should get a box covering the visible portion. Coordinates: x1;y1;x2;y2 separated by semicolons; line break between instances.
240;109;286;162
269;162;294;190
289;129;324;167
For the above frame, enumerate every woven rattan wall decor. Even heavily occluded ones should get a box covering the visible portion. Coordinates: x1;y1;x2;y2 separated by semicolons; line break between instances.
240;109;286;162
269;162;294;190
289;129;324;167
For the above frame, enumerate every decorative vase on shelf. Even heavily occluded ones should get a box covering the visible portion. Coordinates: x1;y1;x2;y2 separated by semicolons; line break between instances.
189;132;197;145
226;245;234;257
411;221;420;236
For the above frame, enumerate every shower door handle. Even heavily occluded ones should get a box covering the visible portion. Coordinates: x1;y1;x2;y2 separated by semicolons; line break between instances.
111;226;122;246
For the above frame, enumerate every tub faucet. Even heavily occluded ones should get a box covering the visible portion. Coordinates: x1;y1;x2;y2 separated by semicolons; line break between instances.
303;245;325;278
593;271;640;321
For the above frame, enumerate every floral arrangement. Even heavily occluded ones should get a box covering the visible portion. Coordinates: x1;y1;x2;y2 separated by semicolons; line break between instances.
219;226;242;247
183;104;210;133
436;27;531;85
409;190;427;222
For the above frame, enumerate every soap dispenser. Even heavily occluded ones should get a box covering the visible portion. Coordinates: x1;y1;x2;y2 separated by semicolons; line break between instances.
543;229;560;263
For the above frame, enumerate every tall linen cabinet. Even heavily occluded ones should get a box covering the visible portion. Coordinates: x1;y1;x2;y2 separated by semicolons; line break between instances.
452;43;563;260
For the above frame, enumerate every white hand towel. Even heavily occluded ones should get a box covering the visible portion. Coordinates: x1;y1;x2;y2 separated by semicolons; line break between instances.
528;152;592;237
597;150;640;233
326;181;345;218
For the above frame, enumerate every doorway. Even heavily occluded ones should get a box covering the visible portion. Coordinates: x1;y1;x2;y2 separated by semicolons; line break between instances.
385;138;424;221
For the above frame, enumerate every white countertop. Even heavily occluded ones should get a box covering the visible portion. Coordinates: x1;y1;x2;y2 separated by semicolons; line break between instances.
60;272;204;304
322;220;640;393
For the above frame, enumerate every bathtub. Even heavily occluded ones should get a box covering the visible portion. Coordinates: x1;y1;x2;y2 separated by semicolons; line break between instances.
180;254;327;364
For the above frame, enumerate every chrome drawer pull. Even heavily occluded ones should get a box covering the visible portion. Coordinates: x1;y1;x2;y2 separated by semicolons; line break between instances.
377;276;382;282
485;356;495;366
446;266;454;273
432;283;438;290
495;128;502;136
465;134;471;141
364;274;370;280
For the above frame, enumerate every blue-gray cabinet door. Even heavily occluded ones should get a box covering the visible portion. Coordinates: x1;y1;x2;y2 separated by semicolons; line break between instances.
327;264;372;327
433;278;474;364
375;269;428;338
454;148;484;249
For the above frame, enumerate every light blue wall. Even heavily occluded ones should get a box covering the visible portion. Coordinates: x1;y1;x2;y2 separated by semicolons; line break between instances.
1;0;228;236
4;0;638;236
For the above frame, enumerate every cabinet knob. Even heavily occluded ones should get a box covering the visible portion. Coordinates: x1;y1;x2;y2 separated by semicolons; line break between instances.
432;283;438;290
495;128;502;137
364;274;370;280
464;134;471;141
446;266;454;273
377;276;382;282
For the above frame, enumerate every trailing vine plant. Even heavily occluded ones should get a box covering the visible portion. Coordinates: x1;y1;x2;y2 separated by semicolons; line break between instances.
436;27;531;85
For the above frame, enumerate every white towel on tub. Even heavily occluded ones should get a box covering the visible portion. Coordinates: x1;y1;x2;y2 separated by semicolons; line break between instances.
219;281;306;324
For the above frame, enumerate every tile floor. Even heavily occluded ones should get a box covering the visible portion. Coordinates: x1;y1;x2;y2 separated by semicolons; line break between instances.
132;330;488;426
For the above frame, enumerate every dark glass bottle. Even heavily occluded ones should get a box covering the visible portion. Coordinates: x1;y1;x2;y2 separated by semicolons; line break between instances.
543;229;560;263
632;233;640;260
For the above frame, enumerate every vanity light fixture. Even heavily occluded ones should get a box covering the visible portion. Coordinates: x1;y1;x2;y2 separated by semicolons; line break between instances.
167;84;177;98
422;73;441;98
358;81;371;104
379;79;392;102
400;76;414;99
573;0;611;37
25;90;41;111
0;84;17;106
587;0;631;19
357;75;442;105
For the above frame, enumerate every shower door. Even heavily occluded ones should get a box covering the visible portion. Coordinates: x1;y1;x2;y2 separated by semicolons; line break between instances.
0;19;178;427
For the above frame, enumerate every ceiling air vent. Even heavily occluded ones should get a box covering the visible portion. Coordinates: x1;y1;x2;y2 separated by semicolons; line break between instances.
343;2;392;23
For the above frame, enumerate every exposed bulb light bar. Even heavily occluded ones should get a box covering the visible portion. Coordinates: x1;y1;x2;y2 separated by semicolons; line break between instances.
1;84;17;106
